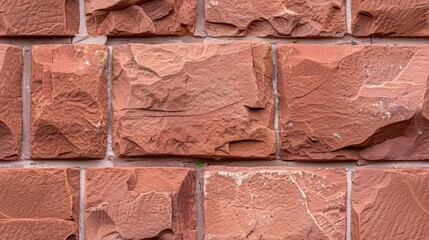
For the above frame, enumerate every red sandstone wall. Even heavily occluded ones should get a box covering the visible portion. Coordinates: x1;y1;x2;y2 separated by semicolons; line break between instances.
0;0;428;239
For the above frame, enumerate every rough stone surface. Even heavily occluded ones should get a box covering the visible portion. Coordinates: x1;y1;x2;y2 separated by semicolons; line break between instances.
205;0;346;37
112;42;275;159
0;45;22;160
0;0;79;36
86;0;196;36
352;0;429;37
0;168;80;239
278;45;429;161
31;45;108;159
85;167;196;240
204;167;346;239
353;169;429;239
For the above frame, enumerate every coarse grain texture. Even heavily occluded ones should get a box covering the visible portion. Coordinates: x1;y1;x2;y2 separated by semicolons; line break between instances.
204;167;346;239
86;0;196;36
0;45;22;160
0;168;80;239
85;167;196;240
112;42;276;159
205;0;346;37
31;45;108;159
278;45;429;160
352;169;429;239
0;0;79;36
352;0;429;37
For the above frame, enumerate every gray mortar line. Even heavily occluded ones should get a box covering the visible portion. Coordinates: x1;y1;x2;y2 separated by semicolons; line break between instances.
346;0;352;34
79;0;88;35
79;168;86;240
272;44;281;160
195;0;206;37
346;170;352;240
196;167;205;240
106;46;114;159
21;48;31;160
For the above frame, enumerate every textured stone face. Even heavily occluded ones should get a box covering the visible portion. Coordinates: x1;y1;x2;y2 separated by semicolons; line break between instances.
278;45;429;160
353;169;429;239
0;0;79;36
112;42;275;159
205;0;346;37
85;167;196;240
204;167;346;239
352;0;429;37
0;168;80;239
0;45;22;160
86;0;196;36
31;45;108;159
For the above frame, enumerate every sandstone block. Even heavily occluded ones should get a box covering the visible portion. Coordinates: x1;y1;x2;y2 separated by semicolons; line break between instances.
112;42;275;159
86;0;196;36
85;167;196;240
0;168;80;239
0;45;22;160
204;167;346;239
0;0;79;36
31;45;108;159
205;0;346;37
352;0;429;37
278;45;429;160
353;169;429;239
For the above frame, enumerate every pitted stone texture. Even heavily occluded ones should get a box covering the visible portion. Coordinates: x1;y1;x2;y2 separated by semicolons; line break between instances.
0;168;80;239
112;42;275;159
85;167;196;240
86;0;196;36
0;0;79;36
31;45;108;159
205;0;346;37
278;45;429;161
204;167;346;239
352;0;429;37
353;169;429;239
0;45;22;160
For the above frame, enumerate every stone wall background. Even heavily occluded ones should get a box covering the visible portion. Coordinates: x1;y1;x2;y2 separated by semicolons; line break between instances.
0;0;428;239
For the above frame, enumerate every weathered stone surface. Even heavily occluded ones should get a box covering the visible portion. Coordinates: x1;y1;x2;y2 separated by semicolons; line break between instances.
0;45;22;160
31;45;108;159
353;169;429;239
352;0;429;37
204;167;346;239
85;167;196;240
86;0;196;36
278;45;429;160
112;42;275;159
205;0;346;37
0;168;79;239
0;0;79;36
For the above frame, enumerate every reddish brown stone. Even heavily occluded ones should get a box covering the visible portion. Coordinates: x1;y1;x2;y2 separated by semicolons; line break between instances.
86;0;196;36
0;168;79;239
205;0;346;37
278;45;429;161
352;0;429;37
85;167;196;240
353;169;429;239
31;45;108;159
0;45;22;160
112;42;275;159
0;0;79;36
204;167;346;239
